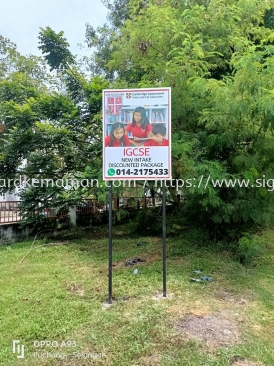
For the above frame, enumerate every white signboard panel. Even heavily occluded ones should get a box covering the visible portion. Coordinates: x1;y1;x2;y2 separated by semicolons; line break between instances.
103;88;171;180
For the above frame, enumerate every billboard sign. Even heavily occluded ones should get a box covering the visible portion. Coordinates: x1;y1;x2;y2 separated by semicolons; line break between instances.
103;88;171;181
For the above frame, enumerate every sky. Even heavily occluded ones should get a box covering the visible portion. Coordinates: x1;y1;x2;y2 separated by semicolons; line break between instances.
0;0;109;56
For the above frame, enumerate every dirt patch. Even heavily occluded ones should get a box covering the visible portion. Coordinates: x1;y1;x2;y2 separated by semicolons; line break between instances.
230;357;264;366
112;230;127;237
132;354;161;366
166;303;188;317
65;282;85;296
214;288;252;306
177;312;240;347
152;291;174;300
140;354;161;365
151;237;161;244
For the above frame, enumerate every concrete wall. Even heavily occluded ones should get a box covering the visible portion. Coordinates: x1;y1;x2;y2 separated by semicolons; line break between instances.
0;218;70;244
0;223;32;244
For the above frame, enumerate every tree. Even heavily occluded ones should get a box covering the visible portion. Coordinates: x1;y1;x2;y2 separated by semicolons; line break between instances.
91;0;274;239
0;29;108;228
0;35;48;82
0;35;17;78
84;0;151;81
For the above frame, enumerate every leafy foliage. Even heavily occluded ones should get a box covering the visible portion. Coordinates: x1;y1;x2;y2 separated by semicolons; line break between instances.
2;0;274;241
0;28;108;228
38;27;75;72
91;0;274;239
129;208;162;235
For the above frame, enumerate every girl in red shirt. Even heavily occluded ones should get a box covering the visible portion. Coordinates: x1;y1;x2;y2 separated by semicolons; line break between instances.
105;122;130;147
125;107;152;146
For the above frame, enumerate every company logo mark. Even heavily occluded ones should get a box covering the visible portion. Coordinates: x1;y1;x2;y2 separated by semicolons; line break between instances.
12;340;25;358
106;97;123;115
107;168;115;176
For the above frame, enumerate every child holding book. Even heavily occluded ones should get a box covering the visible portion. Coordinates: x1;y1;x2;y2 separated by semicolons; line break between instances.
105;122;130;147
125;107;152;146
143;124;169;146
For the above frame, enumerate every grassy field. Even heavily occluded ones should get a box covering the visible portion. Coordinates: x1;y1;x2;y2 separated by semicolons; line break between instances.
0;226;273;366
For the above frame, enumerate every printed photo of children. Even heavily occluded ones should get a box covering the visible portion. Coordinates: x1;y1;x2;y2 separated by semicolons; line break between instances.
104;122;130;147
143;124;169;146
124;107;152;146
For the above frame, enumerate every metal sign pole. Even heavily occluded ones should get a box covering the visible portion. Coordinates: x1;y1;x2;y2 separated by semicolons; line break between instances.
103;88;171;301
162;182;167;297
108;181;113;304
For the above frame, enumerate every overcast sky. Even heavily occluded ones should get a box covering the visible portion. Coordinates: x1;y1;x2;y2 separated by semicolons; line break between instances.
0;0;108;56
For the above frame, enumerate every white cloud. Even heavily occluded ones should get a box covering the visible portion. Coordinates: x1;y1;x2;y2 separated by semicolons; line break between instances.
0;0;108;56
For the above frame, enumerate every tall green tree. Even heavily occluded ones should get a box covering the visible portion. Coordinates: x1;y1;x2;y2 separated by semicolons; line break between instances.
84;0;151;81
0;35;48;82
0;29;108;228
92;0;274;238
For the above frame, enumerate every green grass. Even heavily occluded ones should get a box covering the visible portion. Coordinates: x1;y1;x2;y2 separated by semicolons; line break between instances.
0;226;273;365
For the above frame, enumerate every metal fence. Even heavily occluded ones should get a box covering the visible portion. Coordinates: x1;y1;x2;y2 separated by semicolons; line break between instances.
0;195;164;223
76;197;144;215
76;199;104;215
0;201;21;223
0;201;69;224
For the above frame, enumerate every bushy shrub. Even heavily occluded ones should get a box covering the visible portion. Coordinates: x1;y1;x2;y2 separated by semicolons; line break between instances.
235;236;263;265
129;208;162;236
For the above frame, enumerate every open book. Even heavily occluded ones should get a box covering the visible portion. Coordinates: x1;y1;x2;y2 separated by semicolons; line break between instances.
133;137;150;141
